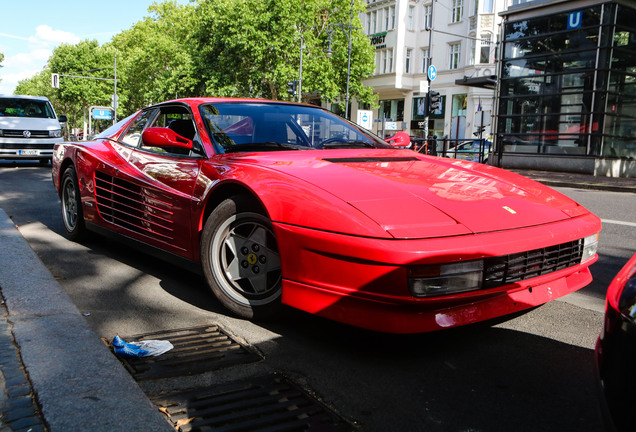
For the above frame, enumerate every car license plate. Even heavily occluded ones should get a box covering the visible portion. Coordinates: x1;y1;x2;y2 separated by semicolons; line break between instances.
19;150;39;156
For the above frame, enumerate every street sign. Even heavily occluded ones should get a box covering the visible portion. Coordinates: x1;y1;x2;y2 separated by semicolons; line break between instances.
357;110;373;130
51;73;59;88
567;11;582;29
428;65;437;81
92;109;112;120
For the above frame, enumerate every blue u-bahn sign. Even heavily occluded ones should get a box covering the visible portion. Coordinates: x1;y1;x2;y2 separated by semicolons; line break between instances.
92;109;112;120
567;11;583;29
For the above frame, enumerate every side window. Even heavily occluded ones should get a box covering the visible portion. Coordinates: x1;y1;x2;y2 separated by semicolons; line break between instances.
141;106;198;156
120;110;156;147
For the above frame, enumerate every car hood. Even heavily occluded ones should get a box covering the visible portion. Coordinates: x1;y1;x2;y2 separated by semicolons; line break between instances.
233;150;588;239
0;116;61;131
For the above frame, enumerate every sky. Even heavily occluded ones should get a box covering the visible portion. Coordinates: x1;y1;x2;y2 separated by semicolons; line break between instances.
0;0;188;95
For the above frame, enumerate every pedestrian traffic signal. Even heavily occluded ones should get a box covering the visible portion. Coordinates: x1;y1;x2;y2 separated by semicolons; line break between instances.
428;90;441;115
287;80;298;96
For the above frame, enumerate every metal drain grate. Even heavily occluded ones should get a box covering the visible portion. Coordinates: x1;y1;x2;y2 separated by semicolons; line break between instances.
116;324;262;380
151;374;354;432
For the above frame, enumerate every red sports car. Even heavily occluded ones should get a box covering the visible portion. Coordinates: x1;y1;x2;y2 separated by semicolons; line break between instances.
52;98;601;333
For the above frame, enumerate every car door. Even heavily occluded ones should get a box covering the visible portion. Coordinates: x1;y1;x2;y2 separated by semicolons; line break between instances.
101;104;203;259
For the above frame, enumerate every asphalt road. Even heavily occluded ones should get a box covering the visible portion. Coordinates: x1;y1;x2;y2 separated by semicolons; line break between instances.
1;161;634;432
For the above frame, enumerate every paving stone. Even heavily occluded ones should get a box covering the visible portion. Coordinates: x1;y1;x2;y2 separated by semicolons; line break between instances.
4;405;36;423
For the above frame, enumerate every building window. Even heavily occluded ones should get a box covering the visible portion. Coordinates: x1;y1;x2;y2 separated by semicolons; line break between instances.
390;6;395;29
372;11;377;33
408;6;415;30
452;0;463;23
421;48;430;73
423;4;432;30
449;42;461;69
480;34;492;63
483;0;493;13
379;48;393;74
384;7;389;31
406;49;413;74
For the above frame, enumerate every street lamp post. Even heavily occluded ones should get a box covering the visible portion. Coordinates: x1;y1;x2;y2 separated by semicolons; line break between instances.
326;0;357;120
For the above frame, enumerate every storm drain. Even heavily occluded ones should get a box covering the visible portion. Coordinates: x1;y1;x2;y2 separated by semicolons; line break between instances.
151;374;354;432
115;324;262;380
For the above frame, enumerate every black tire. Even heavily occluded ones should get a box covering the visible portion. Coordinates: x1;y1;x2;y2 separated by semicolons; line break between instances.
61;166;87;241
201;196;282;319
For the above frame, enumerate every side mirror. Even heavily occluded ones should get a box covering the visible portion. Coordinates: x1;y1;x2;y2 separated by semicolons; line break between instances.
385;131;411;148
142;127;193;150
58;115;68;123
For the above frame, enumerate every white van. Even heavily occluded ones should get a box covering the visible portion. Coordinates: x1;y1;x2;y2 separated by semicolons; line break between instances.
0;95;67;163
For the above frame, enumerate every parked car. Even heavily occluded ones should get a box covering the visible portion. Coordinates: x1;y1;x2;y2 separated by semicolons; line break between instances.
596;253;636;432
52;98;601;333
446;139;492;163
0;95;67;163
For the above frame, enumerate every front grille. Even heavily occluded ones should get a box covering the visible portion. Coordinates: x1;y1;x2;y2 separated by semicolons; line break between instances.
483;239;583;288
94;171;175;242
1;130;51;138
0;143;55;149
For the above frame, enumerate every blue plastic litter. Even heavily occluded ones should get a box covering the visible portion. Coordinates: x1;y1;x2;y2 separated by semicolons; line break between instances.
112;335;149;358
112;335;174;358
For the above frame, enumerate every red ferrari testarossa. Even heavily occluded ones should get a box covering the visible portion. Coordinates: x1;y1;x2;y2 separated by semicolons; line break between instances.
52;98;601;333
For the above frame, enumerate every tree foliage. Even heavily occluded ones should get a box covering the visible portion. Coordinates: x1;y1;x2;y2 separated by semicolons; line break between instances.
190;0;376;105
15;0;377;125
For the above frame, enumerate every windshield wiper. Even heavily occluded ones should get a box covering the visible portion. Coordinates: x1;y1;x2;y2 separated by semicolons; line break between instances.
225;142;308;152
322;140;377;149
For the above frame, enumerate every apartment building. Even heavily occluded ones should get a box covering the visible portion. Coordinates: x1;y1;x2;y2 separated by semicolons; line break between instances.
355;0;505;141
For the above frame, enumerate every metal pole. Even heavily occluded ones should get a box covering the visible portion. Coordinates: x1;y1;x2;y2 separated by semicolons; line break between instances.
423;4;434;142
345;0;353;119
113;55;117;123
298;36;304;103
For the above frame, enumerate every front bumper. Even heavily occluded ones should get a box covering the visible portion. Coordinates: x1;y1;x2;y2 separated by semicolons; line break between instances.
0;139;62;159
274;212;600;333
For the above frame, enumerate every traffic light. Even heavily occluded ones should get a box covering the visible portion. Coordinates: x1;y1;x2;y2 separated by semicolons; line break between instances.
428;90;441;115
287;80;298;96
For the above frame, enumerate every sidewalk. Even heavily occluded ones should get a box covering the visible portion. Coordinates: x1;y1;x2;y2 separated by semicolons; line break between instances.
0;209;172;432
0;169;634;431
511;169;636;193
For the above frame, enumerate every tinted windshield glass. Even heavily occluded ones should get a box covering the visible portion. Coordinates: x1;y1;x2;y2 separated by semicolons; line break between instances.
0;98;56;119
200;102;391;153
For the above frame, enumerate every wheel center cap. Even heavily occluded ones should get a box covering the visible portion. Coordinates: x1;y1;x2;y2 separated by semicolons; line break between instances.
247;253;258;265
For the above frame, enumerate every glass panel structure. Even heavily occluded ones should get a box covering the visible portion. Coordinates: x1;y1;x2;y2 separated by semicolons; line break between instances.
497;2;636;159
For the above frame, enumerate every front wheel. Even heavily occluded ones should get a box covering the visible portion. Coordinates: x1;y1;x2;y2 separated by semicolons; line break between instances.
201;196;282;319
61;166;87;241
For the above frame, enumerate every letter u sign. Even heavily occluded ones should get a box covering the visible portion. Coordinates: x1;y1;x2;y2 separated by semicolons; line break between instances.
568;11;582;29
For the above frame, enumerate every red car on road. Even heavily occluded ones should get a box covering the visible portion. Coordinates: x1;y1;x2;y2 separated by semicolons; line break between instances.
52;98;601;333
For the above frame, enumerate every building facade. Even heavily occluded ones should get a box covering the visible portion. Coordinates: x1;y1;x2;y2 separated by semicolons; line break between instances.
353;0;505;142
496;0;636;177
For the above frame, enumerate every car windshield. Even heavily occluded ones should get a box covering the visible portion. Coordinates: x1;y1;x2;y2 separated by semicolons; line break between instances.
200;102;391;153
0;98;56;119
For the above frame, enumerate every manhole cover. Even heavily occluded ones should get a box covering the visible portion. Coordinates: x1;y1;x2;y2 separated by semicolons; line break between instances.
152;374;354;432
115;324;262;380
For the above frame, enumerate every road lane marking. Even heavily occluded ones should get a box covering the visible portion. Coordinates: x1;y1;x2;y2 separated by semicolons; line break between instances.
601;219;636;227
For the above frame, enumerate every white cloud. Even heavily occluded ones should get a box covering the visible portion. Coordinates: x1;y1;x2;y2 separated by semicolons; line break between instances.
0;25;80;94
29;25;80;47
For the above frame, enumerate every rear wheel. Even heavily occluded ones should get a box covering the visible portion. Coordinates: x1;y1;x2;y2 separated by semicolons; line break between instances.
61;166;87;241
201;196;282;319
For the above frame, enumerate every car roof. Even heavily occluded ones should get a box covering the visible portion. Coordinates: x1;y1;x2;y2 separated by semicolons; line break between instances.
0;94;51;102
153;97;315;109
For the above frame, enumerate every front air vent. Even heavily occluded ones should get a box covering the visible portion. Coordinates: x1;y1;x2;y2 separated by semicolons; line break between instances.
94;171;175;242
323;157;419;163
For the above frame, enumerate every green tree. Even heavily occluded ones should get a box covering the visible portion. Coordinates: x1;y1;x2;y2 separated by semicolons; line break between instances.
109;1;196;115
0;52;4;82
47;40;116;122
190;0;376;107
